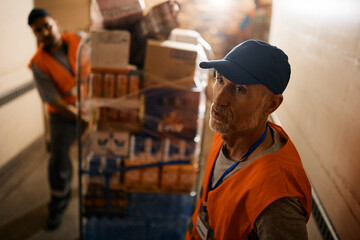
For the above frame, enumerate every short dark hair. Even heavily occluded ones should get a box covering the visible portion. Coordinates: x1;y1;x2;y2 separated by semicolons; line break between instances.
28;8;51;26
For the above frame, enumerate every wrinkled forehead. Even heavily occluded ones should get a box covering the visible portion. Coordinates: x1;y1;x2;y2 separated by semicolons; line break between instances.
215;70;272;94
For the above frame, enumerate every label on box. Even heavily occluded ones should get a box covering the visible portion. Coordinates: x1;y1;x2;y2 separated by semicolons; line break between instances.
92;131;129;157
142;88;200;140
91;29;130;69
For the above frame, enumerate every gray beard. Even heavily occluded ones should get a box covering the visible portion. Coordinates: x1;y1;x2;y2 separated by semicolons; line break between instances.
209;98;267;135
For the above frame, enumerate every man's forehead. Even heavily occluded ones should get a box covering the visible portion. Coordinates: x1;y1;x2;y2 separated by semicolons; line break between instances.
215;71;246;86
216;71;270;91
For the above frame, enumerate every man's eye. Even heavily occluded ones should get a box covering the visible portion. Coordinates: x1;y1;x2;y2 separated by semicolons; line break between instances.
236;86;247;93
45;23;51;29
215;76;223;83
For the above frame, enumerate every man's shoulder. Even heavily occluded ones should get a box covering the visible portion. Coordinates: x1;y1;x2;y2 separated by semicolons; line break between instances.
74;30;88;39
62;31;88;40
29;43;46;67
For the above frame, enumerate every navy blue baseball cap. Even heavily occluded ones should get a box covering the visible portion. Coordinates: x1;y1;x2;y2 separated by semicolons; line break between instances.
199;40;291;94
28;8;51;26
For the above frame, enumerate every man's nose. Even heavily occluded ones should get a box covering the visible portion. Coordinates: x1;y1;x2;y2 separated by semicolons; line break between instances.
213;86;229;106
40;27;50;37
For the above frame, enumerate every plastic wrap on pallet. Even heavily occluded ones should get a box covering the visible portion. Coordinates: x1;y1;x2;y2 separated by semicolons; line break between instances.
143;39;198;89
141;87;200;140
78;30;212;240
136;0;180;40
83;193;194;240
83;73;204;194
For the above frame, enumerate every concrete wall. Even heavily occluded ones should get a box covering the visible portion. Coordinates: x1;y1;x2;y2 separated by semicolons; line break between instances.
0;0;91;168
269;0;360;239
34;0;91;32
0;0;44;168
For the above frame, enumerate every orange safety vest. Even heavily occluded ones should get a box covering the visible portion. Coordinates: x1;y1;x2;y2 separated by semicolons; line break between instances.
29;32;81;114
185;122;312;240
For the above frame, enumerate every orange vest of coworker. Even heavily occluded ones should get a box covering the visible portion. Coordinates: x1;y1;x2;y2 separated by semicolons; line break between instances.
29;32;81;114
185;122;312;240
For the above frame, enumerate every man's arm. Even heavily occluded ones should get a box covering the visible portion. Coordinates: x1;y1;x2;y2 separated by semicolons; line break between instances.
31;63;88;124
31;63;61;103
49;98;78;121
251;197;308;240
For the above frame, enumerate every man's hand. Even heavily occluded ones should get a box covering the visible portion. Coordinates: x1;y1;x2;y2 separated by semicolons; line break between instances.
50;98;78;121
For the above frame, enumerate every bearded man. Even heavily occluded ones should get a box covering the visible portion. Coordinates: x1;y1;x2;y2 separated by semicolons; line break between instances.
185;40;312;240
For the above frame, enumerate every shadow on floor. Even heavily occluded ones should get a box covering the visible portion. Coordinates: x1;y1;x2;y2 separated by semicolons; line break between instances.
0;203;48;240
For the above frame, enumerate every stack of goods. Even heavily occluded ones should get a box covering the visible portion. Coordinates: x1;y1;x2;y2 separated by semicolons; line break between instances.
91;0;144;29
84;193;194;240
81;0;210;239
91;0;181;68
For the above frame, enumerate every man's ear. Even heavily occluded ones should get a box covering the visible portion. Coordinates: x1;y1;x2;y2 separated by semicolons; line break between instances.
266;94;283;114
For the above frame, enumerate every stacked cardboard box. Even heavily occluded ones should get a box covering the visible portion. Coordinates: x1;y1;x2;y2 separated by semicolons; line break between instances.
92;0;144;29
143;39;198;89
90;29;131;70
82;5;208;214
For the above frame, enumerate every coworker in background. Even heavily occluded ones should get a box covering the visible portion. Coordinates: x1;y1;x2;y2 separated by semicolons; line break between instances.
28;8;87;230
185;40;312;240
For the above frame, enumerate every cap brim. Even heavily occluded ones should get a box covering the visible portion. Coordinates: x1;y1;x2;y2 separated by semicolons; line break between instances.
199;59;261;86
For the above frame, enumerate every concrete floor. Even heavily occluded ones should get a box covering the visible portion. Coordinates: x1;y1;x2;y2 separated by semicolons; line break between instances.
0;148;80;240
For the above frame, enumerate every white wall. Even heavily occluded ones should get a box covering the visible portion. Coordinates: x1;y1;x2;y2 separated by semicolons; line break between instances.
34;0;91;32
269;0;360;239
0;0;91;168
0;0;44;168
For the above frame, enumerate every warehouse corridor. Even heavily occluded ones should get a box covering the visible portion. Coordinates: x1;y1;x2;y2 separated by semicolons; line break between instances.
1;0;360;239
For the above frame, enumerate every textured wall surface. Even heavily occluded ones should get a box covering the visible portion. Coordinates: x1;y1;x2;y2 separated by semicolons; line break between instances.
34;0;91;32
269;0;360;239
0;0;44;167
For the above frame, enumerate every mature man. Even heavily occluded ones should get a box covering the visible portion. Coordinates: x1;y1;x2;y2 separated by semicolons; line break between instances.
185;40;312;240
28;8;87;230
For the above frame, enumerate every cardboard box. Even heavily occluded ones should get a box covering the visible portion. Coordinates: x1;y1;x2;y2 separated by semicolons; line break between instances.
111;132;130;157
178;164;198;192
106;157;122;189
162;138;185;162
144;40;198;88
142;165;160;189
115;74;128;97
129;134;146;161
168;28;200;45
90;72;103;98
95;0;144;28
91;131;129;157
141;88;200;140
103;73;116;98
123;159;143;189
160;165;179;190
91;29;131;70
148;135;162;162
